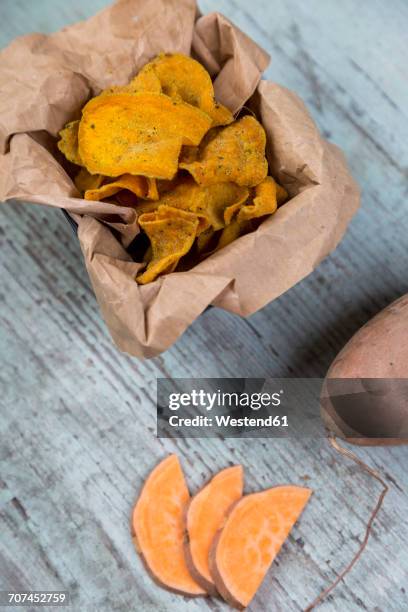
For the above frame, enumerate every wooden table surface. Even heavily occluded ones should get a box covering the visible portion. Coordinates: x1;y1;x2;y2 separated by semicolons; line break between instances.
1;1;407;611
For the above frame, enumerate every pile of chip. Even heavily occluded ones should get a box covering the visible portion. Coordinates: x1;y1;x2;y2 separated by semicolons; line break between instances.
58;53;288;284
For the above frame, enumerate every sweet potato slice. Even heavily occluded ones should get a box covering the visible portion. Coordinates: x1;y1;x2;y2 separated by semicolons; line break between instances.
184;465;244;595
131;455;205;596
210;486;312;609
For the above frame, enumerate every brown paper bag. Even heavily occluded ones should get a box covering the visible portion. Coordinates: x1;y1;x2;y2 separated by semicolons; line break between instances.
0;0;360;358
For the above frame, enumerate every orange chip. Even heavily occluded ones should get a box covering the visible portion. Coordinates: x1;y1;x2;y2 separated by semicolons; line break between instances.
134;200;161;215
99;85;134;97
136;206;200;284
224;201;245;225
238;176;281;223
216;220;246;251
147;178;159;201
179;145;199;165
101;67;162;98
129;65;162;94
135;53;233;127
78;92;212;179
210;103;235;128
156;176;183;195
84;174;158;202
216;177;288;251
196;227;216;254
74;167;104;194
58;120;82;165
154;177;249;231
180;116;268;187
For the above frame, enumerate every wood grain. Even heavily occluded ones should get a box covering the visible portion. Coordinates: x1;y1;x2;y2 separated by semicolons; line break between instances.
1;1;407;611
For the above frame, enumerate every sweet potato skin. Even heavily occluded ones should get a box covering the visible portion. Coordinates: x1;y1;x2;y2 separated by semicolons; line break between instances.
326;294;408;378
131;526;206;598
321;380;408;447
183;465;243;596
131;455;206;597
322;294;408;446
209;521;245;610
184;528;218;597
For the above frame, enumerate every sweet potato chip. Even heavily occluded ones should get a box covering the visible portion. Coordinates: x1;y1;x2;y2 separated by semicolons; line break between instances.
58;120;82;166
134;200;163;216
210;103;235;129
82;92;213;147
146;178;159;201
216;178;288;249
74;167;104;194
216;220;246;251
101;67;162;97
224;201;245;226
99;85;135;97
156;176;185;195
99;64;161;98
180;145;199;165
237;176;283;223
136;206;200;284
196;228;216;254
155;178;249;231
78;92;212;179
136;53;233;127
133;178;250;277
119;178;178;210
130;67;162;94
84;174;158;202
180;116;268;187
180;127;217;163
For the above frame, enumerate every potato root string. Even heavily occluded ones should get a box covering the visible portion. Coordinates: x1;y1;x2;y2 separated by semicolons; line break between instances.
305;435;389;611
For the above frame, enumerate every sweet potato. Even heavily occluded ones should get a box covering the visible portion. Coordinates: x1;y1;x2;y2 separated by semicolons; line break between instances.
184;465;243;595
210;486;312;609
321;293;408;446
131;455;206;596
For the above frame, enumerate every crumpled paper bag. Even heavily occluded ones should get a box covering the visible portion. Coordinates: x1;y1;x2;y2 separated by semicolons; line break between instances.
0;0;360;359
